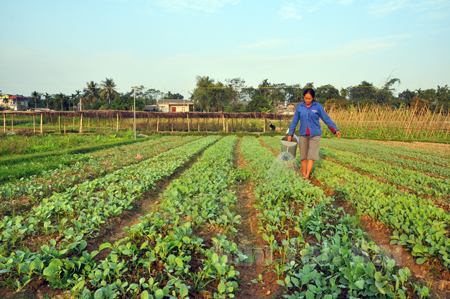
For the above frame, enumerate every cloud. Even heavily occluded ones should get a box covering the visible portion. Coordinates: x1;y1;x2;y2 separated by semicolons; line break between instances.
279;3;302;19
369;0;450;18
242;39;294;49
279;0;355;18
157;0;239;13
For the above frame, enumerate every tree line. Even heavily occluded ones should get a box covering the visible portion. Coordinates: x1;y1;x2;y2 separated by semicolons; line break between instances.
1;76;449;112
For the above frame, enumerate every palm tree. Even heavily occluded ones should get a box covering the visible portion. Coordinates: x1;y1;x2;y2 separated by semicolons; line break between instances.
32;91;40;109
84;81;100;106
100;78;118;105
43;93;50;108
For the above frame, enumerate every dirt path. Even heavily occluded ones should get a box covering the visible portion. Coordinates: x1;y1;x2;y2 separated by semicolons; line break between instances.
232;138;284;299
258;138;450;298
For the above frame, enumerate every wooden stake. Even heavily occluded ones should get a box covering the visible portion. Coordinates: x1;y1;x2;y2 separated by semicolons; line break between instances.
157;117;160;132
117;114;119;133
33;115;36;133
187;114;190;132
3;114;6;132
40;113;43;134
198;118;200;132
79;113;83;134
222;114;225;131
171;118;174;132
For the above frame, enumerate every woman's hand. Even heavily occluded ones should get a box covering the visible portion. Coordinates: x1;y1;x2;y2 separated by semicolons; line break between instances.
287;136;292;142
336;131;341;139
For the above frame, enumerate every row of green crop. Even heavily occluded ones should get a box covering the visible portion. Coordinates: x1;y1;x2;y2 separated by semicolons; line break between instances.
338;139;450;164
0;136;198;216
0;136;246;298
240;137;421;298
0;132;138;157
0;136;219;260
319;147;450;200
321;138;450;178
70;135;245;298
313;159;450;268
0;136;153;183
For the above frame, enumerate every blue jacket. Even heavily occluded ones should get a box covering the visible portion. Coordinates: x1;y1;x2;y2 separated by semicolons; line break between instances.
288;101;339;137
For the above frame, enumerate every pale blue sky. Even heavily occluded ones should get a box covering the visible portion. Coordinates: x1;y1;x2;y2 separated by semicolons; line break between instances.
1;0;449;98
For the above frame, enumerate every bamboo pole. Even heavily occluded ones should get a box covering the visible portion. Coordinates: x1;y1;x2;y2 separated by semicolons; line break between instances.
187;114;190;132
222;114;225;131
40;113;43;134
117;114;119;133
263;117;266;133
198;118;200;132
33;115;36;133
171;118;174;132
157;117;160;132
79;113;83;134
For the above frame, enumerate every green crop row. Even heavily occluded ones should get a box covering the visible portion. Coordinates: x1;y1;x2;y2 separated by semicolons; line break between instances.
0;136;247;298
0;137;152;183
240;137;419;298
0;136;198;216
335;139;450;165
69;135;246;298
321;139;450;178
0;136;221;296
319;147;450;200
0;136;219;257
313;159;450;268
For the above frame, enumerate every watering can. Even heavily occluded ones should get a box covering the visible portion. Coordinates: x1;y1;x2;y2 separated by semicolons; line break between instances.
280;136;298;161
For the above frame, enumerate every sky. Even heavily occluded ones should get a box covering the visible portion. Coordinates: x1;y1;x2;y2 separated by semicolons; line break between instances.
1;0;450;98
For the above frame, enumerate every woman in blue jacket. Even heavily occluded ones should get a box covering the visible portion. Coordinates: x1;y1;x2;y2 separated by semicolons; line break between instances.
287;88;341;179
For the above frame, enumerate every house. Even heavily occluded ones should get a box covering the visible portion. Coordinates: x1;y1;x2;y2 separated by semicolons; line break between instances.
144;105;158;112
276;101;296;114
157;99;194;112
1;94;29;111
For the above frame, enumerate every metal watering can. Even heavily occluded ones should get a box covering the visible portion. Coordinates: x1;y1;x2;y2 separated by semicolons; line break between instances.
280;136;298;161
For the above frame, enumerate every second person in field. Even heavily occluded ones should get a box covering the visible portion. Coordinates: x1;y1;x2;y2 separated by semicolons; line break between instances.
287;88;341;179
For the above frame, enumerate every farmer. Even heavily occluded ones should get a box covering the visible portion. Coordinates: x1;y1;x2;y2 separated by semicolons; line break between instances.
287;88;341;179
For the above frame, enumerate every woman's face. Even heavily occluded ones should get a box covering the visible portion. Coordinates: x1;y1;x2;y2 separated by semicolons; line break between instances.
304;93;314;106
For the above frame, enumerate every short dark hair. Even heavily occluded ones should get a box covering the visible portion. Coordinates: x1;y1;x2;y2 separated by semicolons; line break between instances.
303;88;315;98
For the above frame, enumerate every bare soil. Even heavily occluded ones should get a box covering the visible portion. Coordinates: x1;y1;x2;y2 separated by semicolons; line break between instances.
232;139;284;299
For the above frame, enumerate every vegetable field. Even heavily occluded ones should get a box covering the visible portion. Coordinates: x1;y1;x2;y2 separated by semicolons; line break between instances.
0;134;449;298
